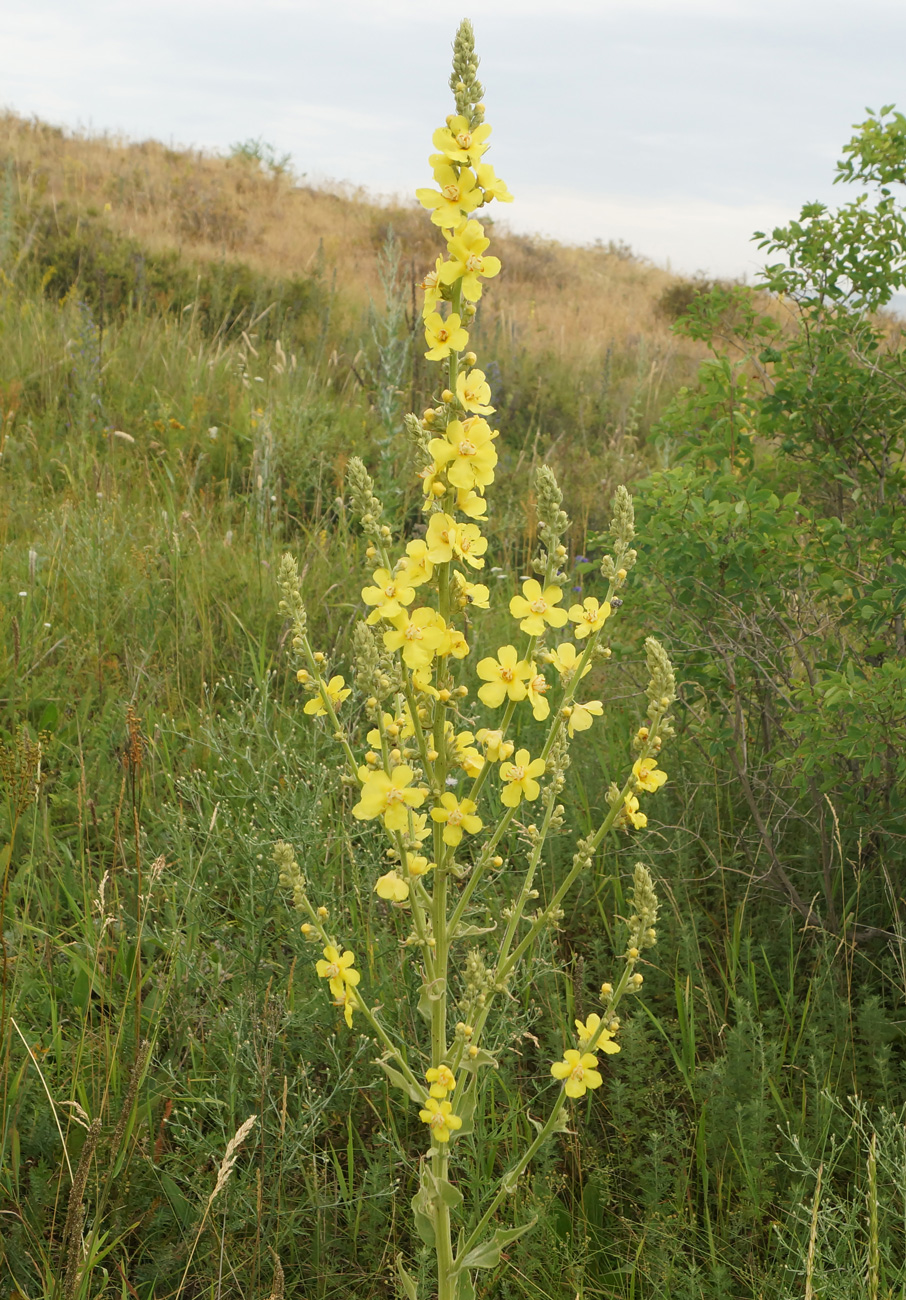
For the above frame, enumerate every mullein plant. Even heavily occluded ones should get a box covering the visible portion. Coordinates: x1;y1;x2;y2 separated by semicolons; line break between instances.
274;20;675;1300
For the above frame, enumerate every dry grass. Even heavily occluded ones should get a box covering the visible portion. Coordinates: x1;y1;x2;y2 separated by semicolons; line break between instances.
1;110;700;370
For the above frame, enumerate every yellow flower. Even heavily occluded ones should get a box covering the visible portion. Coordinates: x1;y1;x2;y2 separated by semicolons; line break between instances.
426;1064;457;1097
547;642;592;681
455;369;495;415
451;730;484;778
509;579;569;636
476;645;532;707
431;792;483;846
499;748;546;807
432;115;492;167
526;668;551;721
633;758;668;793
435;620;470;659
418;1096;462;1143
440;219;502;301
406;813;433;845
419;256;445;317
424;311;469;360
476;727;515;763
404;851;434;877
575;1014;621;1055
366;711;402;748
336;986;358;1029
352;766;427;831
316;945;361;999
383;607;446;670
361;567;416;624
452;571;490;609
303;674;351;716
375;870;410;902
550;1049;603;1098
400;539;434;587
454;487;488;519
476;163;513;204
425;513;487;569
567;700;603;738
416;163;482;229
568;596;611;639
429;418;497;491
622;793;647;829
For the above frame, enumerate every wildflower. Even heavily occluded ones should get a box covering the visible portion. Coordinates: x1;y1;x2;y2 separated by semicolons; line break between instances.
316;945;361;999
404;852;434;877
476;727;515;763
477;645;533;707
361;568;416;624
418;1096;463;1142
431;792;483;845
455;369;495;415
303;675;351;716
575;1014;620;1055
452;571;490;609
425;513;487;568
424;311;469;360
568;596;611;639
353;766;427;831
454;487;488;519
499;749;546;807
432;115;492;167
509;579;569;636
336;986;358;1028
550;1049;603;1098
476;163;513;204
429;419;497;491
633;757;668;792
375;870;410;902
383;607;446;670
426;1064;457;1097
400;539;435;587
406;813;433;846
567;700;603;738
547;642;592;682
621;794;647;830
416;163;482;229
440;219;502;300
452;730;485;777
436;622;470;659
526;669;551;721
419;255;446;316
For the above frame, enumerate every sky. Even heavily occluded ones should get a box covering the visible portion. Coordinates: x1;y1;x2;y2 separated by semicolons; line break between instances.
2;0;905;280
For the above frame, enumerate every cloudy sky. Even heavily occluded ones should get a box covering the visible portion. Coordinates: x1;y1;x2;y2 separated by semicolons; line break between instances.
2;0;904;279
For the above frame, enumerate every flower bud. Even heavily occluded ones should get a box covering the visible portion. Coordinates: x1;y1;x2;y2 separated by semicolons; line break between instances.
432;482;446;496
317;906;329;919
427;748;439;761
313;652;326;664
600;982;613;998
468;1045;478;1058
438;688;451;702
455;685;468;697
627;946;639;960
441;389;454;403
300;922;312;935
296;669;310;684
464;351;477;365
365;544;376;558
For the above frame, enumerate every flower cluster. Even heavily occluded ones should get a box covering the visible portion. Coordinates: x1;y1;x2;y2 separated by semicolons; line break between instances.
274;38;675;1294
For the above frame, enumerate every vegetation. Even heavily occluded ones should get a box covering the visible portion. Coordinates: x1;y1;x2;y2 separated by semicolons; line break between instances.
0;43;904;1300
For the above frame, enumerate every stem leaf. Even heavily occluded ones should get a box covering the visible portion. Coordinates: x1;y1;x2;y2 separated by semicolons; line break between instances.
374;1057;426;1105
457;1217;538;1271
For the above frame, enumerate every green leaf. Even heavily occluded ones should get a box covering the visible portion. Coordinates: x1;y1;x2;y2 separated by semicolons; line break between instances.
455;1271;476;1300
411;1169;436;1248
396;1254;419;1300
457;1047;498;1075
458;1217;538;1271
454;1087;476;1138
374;1057;427;1105
417;976;446;1023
